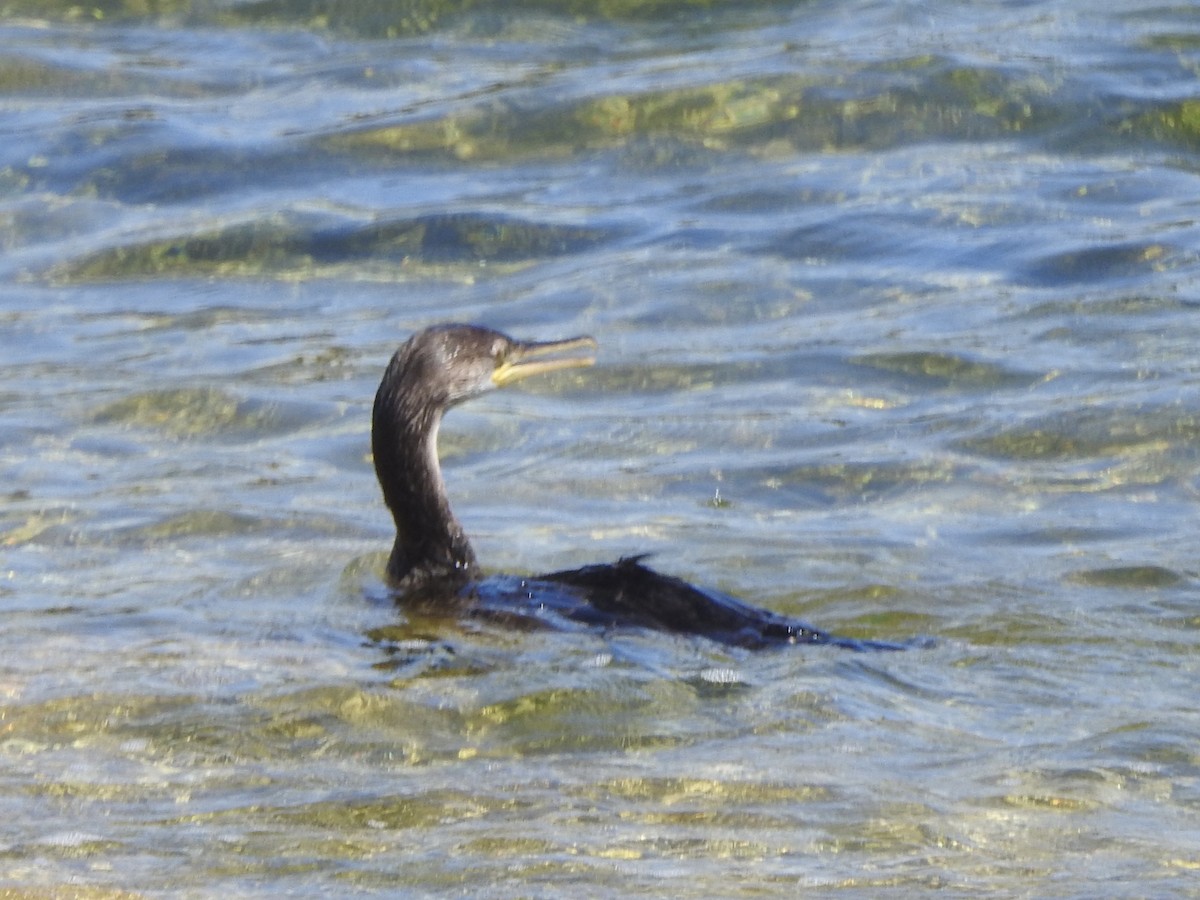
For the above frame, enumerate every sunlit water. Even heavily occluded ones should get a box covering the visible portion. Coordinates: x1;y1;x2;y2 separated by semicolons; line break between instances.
3;0;1200;895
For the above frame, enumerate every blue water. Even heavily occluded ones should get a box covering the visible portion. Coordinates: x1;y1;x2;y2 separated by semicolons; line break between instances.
3;0;1200;895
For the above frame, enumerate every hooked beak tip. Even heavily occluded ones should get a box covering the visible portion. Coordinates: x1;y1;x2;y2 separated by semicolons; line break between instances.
491;334;597;388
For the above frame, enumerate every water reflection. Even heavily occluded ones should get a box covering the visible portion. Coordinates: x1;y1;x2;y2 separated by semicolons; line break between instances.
3;0;1200;894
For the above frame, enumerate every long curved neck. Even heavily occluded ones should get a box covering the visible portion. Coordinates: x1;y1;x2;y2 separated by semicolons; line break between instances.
372;356;478;590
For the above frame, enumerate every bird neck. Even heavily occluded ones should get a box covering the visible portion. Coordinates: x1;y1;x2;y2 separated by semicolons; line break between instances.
372;369;478;591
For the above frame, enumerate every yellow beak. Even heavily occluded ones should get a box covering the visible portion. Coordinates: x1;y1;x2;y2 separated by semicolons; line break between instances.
492;334;597;388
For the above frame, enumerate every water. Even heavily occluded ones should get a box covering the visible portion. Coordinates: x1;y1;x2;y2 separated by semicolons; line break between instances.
3;0;1200;894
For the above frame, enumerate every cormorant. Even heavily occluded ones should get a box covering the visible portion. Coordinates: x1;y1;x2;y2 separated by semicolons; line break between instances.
372;323;892;650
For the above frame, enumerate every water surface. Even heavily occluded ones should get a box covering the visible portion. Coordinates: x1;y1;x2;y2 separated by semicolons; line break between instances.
3;0;1200;895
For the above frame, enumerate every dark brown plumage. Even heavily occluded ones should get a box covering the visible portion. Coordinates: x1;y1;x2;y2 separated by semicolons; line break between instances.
372;324;895;650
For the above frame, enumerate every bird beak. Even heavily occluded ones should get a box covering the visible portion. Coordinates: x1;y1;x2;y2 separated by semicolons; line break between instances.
492;334;598;387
